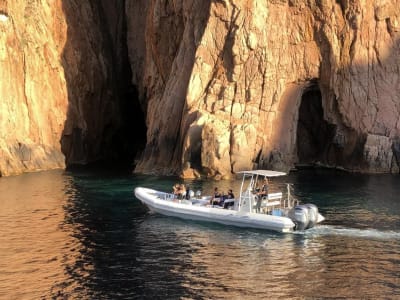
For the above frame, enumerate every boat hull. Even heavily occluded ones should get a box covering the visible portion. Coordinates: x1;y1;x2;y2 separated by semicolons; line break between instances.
134;187;296;233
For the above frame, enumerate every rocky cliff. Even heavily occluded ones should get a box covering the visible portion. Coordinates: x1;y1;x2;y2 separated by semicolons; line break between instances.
0;0;399;178
0;0;67;176
128;0;400;178
0;0;143;176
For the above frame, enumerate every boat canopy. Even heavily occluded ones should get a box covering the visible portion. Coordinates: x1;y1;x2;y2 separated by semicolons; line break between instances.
236;170;287;177
236;170;286;213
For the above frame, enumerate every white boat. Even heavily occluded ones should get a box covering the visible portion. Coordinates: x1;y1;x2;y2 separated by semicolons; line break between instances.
134;170;325;233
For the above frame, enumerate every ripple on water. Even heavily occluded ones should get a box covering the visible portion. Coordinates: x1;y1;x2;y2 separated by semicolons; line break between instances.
0;170;399;299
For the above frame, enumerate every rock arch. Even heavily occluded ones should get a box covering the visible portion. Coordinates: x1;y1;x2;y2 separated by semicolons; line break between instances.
268;80;341;172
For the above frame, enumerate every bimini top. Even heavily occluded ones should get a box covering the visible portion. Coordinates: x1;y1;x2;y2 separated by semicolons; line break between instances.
236;170;287;177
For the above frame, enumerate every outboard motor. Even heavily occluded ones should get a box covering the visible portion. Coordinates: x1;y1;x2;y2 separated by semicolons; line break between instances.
289;205;310;231
304;203;318;229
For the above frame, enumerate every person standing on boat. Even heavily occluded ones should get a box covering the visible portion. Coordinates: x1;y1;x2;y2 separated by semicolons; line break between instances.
185;185;193;200
254;178;269;212
257;178;269;198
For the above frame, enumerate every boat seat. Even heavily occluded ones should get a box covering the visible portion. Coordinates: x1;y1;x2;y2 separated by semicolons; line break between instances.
260;192;282;207
267;192;282;200
223;199;235;204
257;193;282;214
261;200;281;207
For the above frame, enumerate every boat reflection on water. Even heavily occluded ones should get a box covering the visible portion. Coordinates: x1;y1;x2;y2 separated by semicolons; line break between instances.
137;214;400;299
135;215;325;299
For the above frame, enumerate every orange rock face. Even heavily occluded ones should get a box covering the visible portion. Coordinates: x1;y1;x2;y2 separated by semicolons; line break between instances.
0;0;67;176
0;0;138;176
0;0;399;177
128;0;400;177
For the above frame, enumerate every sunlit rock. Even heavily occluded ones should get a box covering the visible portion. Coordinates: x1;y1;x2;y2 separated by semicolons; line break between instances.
127;0;400;177
0;14;8;22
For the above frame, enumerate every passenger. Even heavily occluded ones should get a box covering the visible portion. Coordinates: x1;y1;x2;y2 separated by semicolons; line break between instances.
173;183;180;198
211;187;222;205
173;183;185;199
227;189;235;199
253;178;268;212
257;178;269;198
179;184;187;199
223;189;235;209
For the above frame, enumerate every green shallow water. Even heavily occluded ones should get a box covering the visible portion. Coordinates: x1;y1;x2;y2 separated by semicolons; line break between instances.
0;169;399;299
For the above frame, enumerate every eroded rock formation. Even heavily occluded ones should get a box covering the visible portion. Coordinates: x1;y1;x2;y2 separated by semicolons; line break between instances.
0;0;67;176
0;0;143;176
0;0;399;177
129;0;400;178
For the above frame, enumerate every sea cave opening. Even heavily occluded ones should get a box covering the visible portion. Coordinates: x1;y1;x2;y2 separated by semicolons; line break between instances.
60;0;148;174
296;85;336;168
116;85;147;171
66;85;147;174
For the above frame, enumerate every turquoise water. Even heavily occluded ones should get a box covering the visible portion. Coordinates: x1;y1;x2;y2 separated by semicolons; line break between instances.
0;169;399;299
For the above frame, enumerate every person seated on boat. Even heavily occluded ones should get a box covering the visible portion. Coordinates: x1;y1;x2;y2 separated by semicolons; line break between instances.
173;183;180;197
223;189;235;209
179;184;187;199
173;183;185;199
210;187;222;205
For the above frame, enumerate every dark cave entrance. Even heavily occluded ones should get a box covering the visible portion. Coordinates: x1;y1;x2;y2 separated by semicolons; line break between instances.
63;0;148;174
67;85;147;174
115;85;147;171
296;85;336;167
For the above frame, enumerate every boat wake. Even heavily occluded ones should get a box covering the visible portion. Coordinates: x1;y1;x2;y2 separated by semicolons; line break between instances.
296;225;400;240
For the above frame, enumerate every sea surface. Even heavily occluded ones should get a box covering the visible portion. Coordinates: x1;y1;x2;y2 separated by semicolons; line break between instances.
0;168;399;299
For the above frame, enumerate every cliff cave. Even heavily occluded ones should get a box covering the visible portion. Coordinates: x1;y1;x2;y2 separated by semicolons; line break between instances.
58;1;148;173
296;86;335;168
